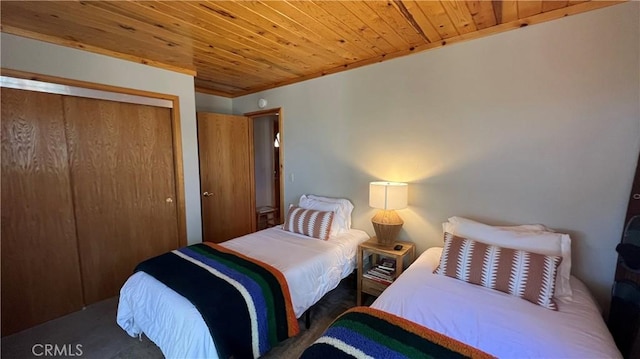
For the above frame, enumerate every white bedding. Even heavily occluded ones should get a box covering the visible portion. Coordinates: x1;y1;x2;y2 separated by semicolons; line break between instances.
117;227;368;359
371;247;622;358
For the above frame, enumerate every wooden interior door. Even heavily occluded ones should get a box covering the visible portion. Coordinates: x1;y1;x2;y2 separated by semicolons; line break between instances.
198;113;255;242
1;88;84;335
64;97;180;305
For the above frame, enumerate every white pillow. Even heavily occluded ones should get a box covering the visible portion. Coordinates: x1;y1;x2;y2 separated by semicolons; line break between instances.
306;194;354;229
443;216;572;300
300;194;353;233
298;196;342;237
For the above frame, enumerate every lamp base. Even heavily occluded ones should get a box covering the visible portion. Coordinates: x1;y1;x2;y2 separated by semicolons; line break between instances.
371;210;403;248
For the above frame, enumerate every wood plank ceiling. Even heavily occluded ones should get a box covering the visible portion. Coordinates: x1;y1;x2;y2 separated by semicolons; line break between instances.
0;1;622;98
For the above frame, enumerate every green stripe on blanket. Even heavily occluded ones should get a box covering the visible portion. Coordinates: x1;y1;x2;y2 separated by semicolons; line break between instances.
188;244;281;344
300;306;495;359
135;242;299;359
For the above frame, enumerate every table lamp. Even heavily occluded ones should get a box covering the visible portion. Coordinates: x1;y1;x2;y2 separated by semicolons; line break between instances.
369;181;408;248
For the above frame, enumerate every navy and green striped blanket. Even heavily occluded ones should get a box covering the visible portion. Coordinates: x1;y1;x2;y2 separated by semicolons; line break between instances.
300;307;495;359
135;242;299;359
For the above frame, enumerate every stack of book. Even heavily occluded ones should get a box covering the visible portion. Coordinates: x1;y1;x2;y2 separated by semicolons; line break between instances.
363;258;396;285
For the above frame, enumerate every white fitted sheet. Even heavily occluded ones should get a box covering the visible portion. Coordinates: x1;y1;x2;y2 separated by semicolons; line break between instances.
117;227;369;359
371;247;622;358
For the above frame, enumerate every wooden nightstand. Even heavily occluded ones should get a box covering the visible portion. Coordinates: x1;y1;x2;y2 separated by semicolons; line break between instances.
357;237;416;306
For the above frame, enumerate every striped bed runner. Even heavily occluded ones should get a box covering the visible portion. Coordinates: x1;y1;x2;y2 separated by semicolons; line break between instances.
300;306;495;359
135;242;299;359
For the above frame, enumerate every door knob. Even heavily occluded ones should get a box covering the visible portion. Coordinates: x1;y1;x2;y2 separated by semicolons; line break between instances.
203;192;213;197
633;193;640;200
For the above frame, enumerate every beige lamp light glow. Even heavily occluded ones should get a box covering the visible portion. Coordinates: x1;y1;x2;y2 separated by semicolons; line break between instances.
369;181;408;248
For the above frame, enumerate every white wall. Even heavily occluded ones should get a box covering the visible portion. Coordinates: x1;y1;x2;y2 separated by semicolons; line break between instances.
195;92;232;114
1;33;203;245
232;2;640;307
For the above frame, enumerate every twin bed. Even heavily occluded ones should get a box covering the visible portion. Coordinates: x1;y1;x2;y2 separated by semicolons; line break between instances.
302;217;622;358
360;248;618;357
117;195;369;358
118;199;621;358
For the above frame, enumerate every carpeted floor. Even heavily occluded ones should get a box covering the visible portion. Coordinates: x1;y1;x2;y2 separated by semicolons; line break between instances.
1;276;369;359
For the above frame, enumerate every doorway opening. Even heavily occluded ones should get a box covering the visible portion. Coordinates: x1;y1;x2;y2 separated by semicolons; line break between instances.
245;108;283;231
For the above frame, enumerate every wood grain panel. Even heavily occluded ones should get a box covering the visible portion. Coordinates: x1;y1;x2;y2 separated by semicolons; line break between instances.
85;1;304;82
441;1;478;34
340;1;411;50
73;1;297;86
198;113;254;243
264;1;380;57
518;0;544;18
64;97;179;305
2;0;298;84
187;1;342;68
365;0;427;47
542;1;569;13
1;2;195;72
145;1;314;75
229;1;621;97
414;1;460;39
398;0;443;42
498;0;520;23
301;1;397;54
0;0;622;96
466;1;498;30
237;1;365;62
1;88;84;336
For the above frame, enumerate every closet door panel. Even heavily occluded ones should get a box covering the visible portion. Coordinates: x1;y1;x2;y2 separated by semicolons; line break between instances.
1;88;84;335
64;97;179;304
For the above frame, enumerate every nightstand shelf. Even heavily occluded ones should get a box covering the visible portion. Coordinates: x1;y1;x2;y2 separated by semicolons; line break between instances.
357;237;416;306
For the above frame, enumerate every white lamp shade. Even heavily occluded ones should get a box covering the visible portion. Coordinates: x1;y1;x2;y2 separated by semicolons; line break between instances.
369;182;408;210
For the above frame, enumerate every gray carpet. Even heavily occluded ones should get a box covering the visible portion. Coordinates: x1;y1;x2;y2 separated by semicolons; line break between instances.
1;276;367;359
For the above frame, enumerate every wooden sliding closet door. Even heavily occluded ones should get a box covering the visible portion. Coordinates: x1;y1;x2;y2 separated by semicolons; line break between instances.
1;88;84;335
64;97;179;304
198;113;255;243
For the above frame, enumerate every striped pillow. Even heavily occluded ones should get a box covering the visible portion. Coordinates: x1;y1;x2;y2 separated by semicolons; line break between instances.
434;232;562;310
283;206;334;240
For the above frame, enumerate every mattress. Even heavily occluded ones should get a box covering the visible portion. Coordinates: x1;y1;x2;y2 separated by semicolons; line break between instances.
371;247;622;358
117;227;369;359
